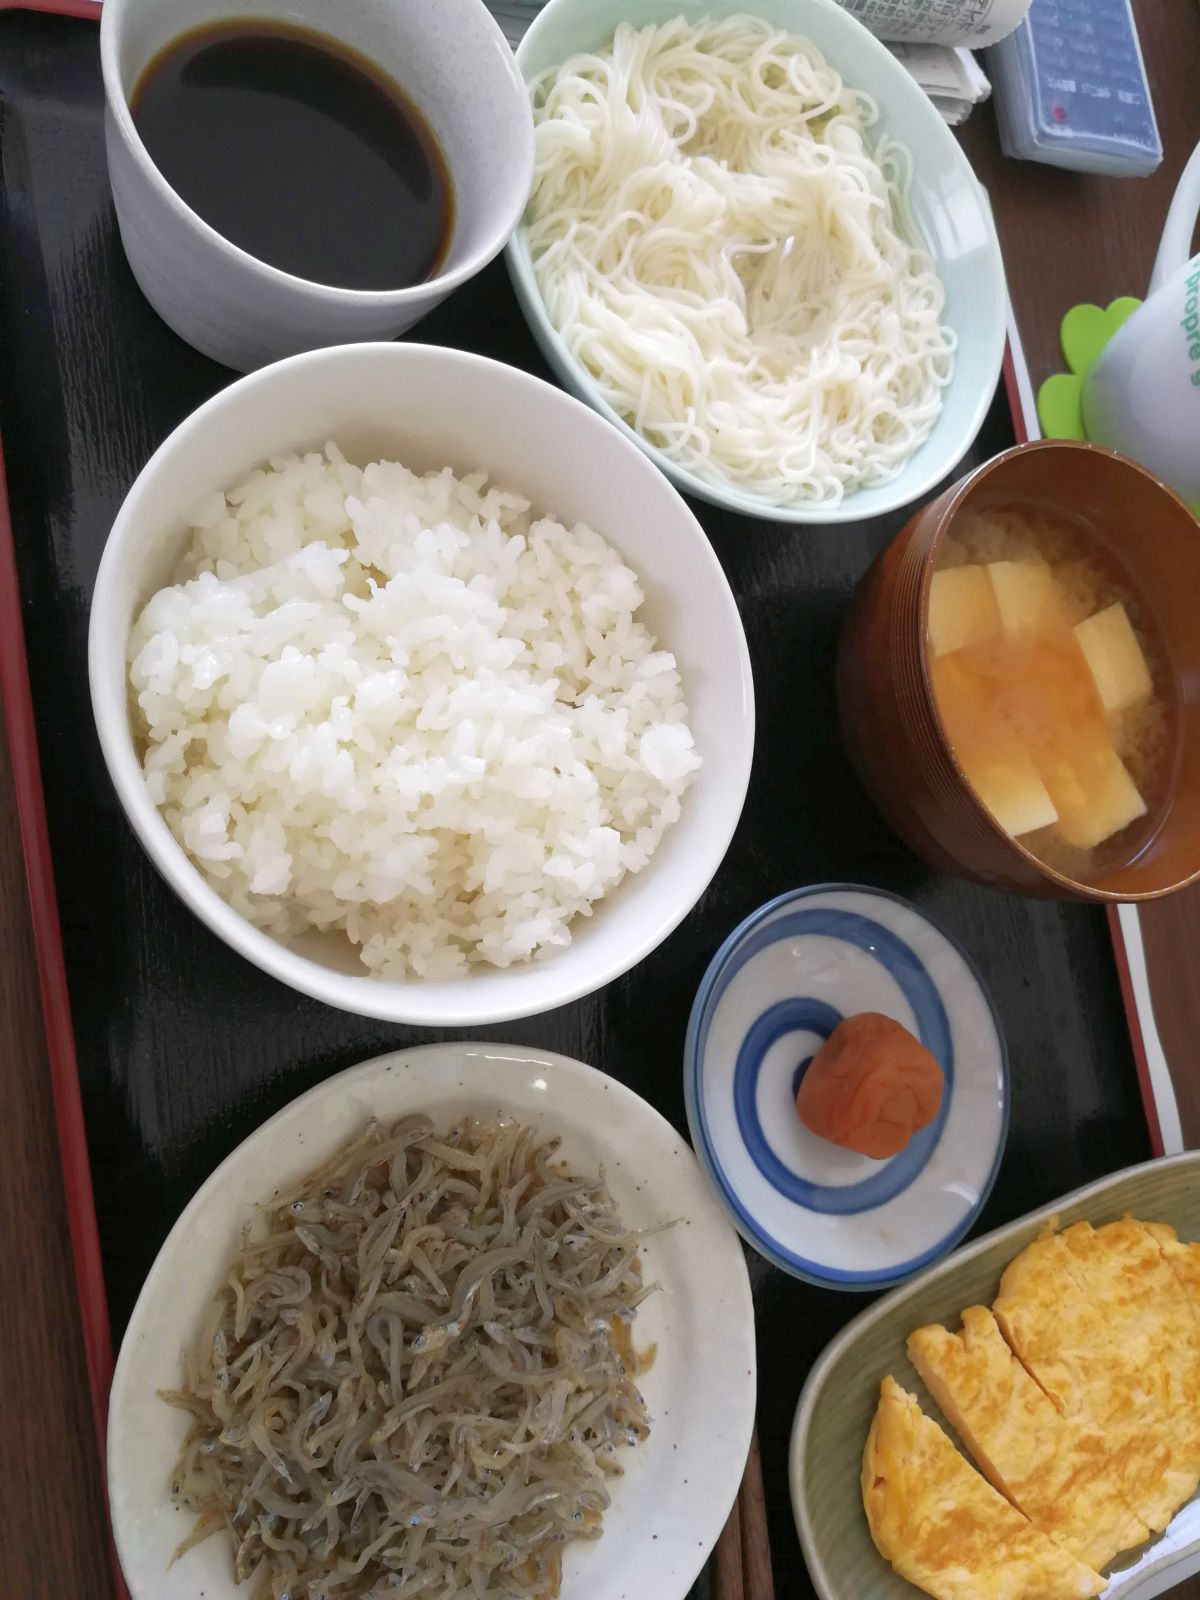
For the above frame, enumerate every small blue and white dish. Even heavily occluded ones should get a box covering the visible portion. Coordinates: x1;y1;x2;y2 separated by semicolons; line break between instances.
684;885;1008;1290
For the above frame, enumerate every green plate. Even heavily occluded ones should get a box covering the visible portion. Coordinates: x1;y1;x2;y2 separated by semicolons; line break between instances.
791;1152;1200;1600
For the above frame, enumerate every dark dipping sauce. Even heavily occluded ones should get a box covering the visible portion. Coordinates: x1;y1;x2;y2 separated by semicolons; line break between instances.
130;22;454;291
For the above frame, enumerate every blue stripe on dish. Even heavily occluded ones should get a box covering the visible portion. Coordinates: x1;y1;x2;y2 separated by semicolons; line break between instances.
724;910;954;1215
683;884;1008;1290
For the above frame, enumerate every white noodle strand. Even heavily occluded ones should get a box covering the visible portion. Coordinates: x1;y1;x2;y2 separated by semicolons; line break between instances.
526;15;956;508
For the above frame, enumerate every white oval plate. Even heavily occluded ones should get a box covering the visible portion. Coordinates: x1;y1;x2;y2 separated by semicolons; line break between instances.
685;885;1008;1289
108;1044;756;1600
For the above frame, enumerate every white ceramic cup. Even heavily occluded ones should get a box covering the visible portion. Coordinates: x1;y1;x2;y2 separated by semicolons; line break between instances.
100;0;534;372
1082;141;1200;507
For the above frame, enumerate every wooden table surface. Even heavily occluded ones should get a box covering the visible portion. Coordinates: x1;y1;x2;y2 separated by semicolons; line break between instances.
2;3;1198;1596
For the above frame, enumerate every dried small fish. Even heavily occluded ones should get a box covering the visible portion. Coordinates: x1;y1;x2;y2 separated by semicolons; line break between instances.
163;1115;653;1598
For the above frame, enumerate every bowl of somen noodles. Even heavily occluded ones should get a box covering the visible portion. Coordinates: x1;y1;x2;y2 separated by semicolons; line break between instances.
505;0;1006;525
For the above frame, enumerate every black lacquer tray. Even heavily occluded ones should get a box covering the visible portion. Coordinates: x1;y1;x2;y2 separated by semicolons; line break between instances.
0;8;1153;1593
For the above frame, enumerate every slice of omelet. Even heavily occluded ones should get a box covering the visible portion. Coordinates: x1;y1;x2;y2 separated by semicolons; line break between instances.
1146;1221;1200;1311
994;1230;1186;1531
908;1306;1149;1571
862;1377;1105;1600
1060;1220;1200;1481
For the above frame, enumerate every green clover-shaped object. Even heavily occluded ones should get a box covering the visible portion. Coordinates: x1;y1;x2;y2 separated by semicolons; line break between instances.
1037;374;1088;441
1035;296;1141;441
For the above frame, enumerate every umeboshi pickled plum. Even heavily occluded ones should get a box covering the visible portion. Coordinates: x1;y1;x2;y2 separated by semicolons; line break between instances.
795;1012;944;1161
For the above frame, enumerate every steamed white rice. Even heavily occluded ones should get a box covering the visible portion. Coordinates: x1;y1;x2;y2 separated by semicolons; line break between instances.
127;446;701;979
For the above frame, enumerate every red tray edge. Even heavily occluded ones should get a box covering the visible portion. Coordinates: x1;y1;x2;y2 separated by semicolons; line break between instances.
0;16;121;1598
0;456;126;1598
0;0;103;16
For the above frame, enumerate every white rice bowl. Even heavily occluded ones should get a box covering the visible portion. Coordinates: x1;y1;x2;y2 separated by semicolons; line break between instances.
127;448;701;980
